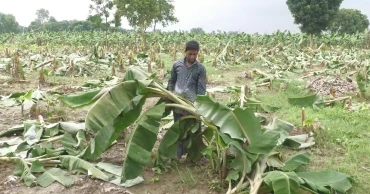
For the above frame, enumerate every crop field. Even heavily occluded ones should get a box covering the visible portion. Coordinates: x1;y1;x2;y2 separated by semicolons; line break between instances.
0;31;370;194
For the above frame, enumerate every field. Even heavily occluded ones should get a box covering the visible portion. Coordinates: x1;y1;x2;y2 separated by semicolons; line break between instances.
0;31;370;194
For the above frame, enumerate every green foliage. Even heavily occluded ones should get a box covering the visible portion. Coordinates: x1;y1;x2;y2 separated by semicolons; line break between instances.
114;0;178;31
190;27;206;34
36;168;74;187
263;171;300;194
87;14;103;29
286;0;343;35
121;103;165;182
26;5;122;32
297;171;353;193
329;8;370;34
89;0;114;31
36;9;50;25
0;12;19;33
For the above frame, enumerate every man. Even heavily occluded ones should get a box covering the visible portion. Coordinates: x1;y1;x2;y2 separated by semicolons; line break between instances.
167;40;207;159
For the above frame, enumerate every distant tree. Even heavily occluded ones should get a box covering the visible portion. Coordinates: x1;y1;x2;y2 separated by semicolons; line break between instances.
28;9;51;31
152;0;178;31
43;21;68;31
286;0;343;46
329;8;370;34
49;16;57;23
90;0;114;45
190;27;205;34
114;0;178;46
0;12;19;33
87;14;103;29
36;8;50;25
28;20;42;31
89;0;114;30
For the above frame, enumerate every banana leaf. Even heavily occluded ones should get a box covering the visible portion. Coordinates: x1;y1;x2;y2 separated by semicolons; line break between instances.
195;95;262;143
121;103;165;182
263;171;300;194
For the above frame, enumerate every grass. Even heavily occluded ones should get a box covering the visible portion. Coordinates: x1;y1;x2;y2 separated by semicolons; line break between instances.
254;80;370;194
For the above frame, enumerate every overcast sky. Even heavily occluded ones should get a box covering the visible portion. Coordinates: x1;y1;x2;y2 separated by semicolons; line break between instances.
0;0;369;34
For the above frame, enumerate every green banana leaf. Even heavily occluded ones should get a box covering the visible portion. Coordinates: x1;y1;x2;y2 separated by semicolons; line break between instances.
81;80;150;160
85;80;151;133
246;129;280;154
123;66;152;81
265;118;295;146
281;152;311;172
81;95;146;160
288;94;318;107
30;160;46;173
59;155;109;181
36;168;74;187
62;131;87;156
14;158;36;186
263;171;300;194
59;89;102;108
297;171;353;193
195;95;262;143
158;120;181;159
121;103;165;183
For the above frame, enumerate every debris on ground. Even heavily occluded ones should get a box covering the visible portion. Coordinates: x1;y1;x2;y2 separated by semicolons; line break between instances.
307;76;359;97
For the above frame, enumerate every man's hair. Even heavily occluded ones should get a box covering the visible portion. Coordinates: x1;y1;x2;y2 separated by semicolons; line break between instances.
185;40;200;51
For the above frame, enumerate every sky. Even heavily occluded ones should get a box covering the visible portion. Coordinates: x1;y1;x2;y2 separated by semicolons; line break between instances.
0;0;369;34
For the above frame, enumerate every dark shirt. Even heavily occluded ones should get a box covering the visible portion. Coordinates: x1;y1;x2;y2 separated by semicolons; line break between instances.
168;58;207;108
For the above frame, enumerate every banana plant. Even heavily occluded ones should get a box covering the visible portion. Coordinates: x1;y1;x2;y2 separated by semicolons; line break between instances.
56;66;353;194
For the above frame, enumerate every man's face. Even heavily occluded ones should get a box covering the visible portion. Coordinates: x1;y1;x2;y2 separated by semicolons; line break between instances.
185;50;198;64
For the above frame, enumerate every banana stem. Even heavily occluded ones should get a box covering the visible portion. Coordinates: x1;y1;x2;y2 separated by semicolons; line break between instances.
0;156;60;164
227;155;248;194
324;96;350;104
165;104;199;118
151;82;189;106
39;135;64;143
179;115;199;121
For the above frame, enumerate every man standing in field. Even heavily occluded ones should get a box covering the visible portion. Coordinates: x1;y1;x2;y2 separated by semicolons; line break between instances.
167;40;207;160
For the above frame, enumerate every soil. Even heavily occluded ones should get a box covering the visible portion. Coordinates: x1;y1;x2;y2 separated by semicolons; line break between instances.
307;76;359;97
0;78;219;194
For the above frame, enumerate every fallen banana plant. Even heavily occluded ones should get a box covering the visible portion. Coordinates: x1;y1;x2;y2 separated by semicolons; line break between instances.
0;66;353;193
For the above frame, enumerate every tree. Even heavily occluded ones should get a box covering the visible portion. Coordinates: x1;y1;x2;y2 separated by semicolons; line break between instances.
190;27;205;34
89;0;114;30
286;0;343;46
36;8;50;25
90;0;114;46
0;12;19;33
49;16;57;23
114;0;178;46
329;8;370;34
28;20;42;31
87;14;103;29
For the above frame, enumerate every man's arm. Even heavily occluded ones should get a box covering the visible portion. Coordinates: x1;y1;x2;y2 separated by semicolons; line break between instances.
167;63;177;92
197;66;207;95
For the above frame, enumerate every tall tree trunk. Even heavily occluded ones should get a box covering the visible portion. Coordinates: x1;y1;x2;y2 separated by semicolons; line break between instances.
153;21;157;31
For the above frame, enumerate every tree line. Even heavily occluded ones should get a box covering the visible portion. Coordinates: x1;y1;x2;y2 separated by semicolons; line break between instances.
0;0;369;36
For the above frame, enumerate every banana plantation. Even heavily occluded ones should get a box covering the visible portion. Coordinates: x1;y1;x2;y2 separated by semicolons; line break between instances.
0;30;369;194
